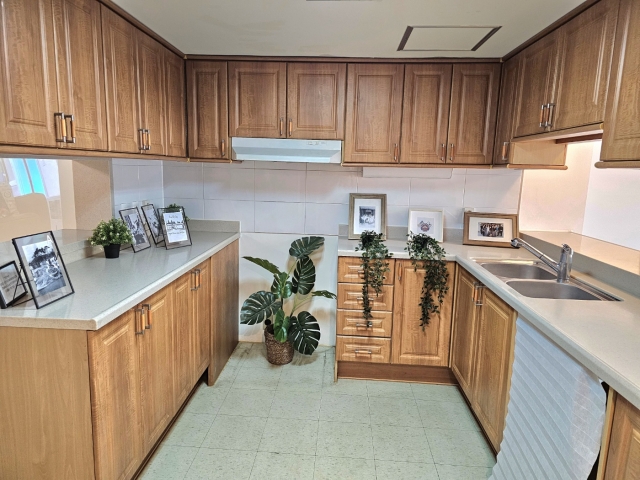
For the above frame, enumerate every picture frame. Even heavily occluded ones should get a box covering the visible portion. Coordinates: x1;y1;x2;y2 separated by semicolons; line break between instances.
348;193;387;240
12;231;74;309
157;207;192;249
0;260;27;308
119;207;151;252
141;204;165;246
463;212;519;248
408;208;444;242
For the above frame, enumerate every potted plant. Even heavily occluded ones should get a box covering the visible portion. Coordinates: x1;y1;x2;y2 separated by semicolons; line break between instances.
240;236;336;365
355;231;392;321
89;218;134;259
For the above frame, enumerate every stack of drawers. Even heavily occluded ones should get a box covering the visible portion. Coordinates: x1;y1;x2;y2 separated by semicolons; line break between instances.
335;257;396;364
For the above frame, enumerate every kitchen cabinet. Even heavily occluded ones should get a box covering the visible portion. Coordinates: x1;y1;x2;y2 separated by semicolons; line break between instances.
451;267;480;397
165;51;186;157
337;283;394;311
186;61;229;160
336;336;391;364
337;256;395;285
173;271;196;409
337;310;393;338
493;57;520;164
344;63;404;164
391;260;455;366
194;259;211;381
603;395;640;479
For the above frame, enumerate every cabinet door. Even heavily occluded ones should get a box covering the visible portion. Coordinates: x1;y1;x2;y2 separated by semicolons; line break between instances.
194;259;211;381
101;5;141;153
554;0;619;131
604;395;640;480
447;63;501;165
165;51;186;157
229;61;286;138
0;0;59;147
173;272;195;409
601;0;640;161
338;257;395;285
471;289;515;452
88;310;142;480
344;64;404;164
451;268;480;399
187;61;229;159
400;64;452;164
137;30;166;155
391;261;455;366
287;62;346;140
493;57;521;164
53;0;107;151
513;31;561;137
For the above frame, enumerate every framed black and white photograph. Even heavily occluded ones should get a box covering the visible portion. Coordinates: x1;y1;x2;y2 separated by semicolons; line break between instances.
12;232;74;309
463;212;519;248
408;208;444;242
0;261;27;308
348;193;387;240
120;207;151;252
141;204;165;245
158;207;192;249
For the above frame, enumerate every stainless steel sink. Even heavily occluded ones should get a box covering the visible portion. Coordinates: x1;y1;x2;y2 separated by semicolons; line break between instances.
479;262;556;281
506;280;602;301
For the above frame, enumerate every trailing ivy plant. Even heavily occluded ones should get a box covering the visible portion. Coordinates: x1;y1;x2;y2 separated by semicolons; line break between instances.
405;233;449;329
355;231;392;321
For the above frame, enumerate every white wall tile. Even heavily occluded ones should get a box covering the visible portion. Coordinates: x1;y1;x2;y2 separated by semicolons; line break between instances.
357;177;410;206
255;169;306;202
307;163;360;172
463;173;522;210
387;206;410;227
410;176;465;207
254;202;305;234
112;165;140;205
254;161;306;170
138;165;163;203
304;203;348;235
203;167;254;201
112;158;162;167
163;197;204;220
163;164;204;199
204;160;255;169
204;199;255;232
306;171;357;204
443;207;465;229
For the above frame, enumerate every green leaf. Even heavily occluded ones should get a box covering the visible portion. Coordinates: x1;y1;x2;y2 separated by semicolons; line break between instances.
271;272;293;299
243;256;282;276
240;291;282;325
291;256;316;295
273;309;291;343
289;311;321;355
289;236;325;258
311;290;337;299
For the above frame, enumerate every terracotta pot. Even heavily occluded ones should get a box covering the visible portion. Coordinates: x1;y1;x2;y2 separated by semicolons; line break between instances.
264;325;294;365
103;244;121;259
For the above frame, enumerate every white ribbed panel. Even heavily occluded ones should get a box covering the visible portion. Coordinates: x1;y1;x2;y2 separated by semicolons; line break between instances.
490;318;606;480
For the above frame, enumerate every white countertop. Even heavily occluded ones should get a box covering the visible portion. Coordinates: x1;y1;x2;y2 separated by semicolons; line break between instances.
0;231;239;330
339;237;640;411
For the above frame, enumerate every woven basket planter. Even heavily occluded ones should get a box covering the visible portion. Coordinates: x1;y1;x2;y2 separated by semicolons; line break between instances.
264;325;294;365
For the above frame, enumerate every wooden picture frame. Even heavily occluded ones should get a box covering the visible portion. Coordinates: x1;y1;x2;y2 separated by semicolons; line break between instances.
463;212;519;248
348;193;387;240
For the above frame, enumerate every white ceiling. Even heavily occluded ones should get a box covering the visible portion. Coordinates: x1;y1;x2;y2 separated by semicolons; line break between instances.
112;0;585;58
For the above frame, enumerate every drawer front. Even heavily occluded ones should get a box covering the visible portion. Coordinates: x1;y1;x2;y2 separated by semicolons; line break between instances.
338;257;395;285
337;309;392;337
337;284;394;311
336;336;391;363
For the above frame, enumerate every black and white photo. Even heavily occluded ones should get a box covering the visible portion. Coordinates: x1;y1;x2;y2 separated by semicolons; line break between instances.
358;206;376;228
349;194;387;239
478;222;504;238
408;209;444;241
158;207;192;249
0;261;27;308
464;212;518;248
141;204;164;245
120;207;151;252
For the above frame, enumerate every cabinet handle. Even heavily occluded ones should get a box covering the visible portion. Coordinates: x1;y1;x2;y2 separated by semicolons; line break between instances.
289;118;293;137
195;269;202;290
449;143;455;162
135;307;145;335
539;104;547;128
145;129;151;150
142;303;152;329
191;271;198;291
221;139;226;157
394;143;399;162
440;143;446;162
138;128;145;151
63;114;76;144
354;349;372;355
501;142;509;161
472;282;485;307
54;112;67;143
279;117;284;136
355;322;373;329
545;103;556;128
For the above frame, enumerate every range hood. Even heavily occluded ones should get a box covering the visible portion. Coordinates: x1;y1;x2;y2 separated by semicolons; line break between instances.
231;137;342;163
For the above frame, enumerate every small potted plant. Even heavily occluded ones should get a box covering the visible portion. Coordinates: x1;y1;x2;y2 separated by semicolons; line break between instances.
89;218;134;259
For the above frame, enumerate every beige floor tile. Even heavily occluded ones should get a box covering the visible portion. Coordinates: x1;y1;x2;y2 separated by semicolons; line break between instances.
139;445;198;480
226;342;253;367
374;460;439;480
212;364;241;389
184;448;256;480
366;380;414;398
277;367;324;392
282;350;328;370
417;399;480;431
322;375;368;397
249;452;315;480
436;464;494;480
319;393;370;424
233;367;282;390
369;396;420;427
313;456;376;480
201;415;268;451
410;384;464;402
258;418;318;455
163;413;215;448
425;428;495;467
269;390;322;420
240;343;284;370
316;421;374;459
184;382;229;415
371;424;433;463
218;388;275;417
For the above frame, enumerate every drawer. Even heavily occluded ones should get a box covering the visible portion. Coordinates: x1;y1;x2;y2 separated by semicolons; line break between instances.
336;336;391;363
337;283;394;311
337;309;392;337
338;257;395;285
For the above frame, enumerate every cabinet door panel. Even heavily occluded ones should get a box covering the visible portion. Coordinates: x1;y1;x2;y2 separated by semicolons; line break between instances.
336;336;391;364
137;31;166;155
337;309;392;338
344;64;404;164
400;64;452;164
605;396;640;480
493;58;520;164
165;51;186;157
0;0;58;147
229;61;286;138
447;63;501;165
338;257;395;285
337;284;394;312
173;273;195;409
195;260;211;381
287;62;346;139
187;61;229;159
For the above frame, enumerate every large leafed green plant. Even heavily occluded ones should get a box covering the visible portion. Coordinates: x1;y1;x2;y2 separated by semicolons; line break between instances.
240;236;336;355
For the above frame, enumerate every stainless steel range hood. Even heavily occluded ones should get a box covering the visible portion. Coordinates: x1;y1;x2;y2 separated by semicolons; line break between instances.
231;137;342;163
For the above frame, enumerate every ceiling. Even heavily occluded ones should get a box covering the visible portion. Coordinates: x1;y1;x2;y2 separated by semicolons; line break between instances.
112;0;585;58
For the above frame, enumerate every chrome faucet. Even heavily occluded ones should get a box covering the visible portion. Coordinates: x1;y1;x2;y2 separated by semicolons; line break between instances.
511;238;573;283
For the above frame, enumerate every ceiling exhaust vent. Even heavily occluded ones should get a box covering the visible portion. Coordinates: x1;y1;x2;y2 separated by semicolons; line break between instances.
397;26;501;52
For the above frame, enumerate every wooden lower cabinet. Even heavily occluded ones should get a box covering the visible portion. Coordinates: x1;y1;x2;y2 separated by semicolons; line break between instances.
604;395;640;479
337;256;395;285
194;259;211;382
336;336;391;363
337;283;394;311
337;309;392;337
173;271;196;409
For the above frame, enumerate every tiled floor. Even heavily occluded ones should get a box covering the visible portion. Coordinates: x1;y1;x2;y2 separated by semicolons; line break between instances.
140;342;495;480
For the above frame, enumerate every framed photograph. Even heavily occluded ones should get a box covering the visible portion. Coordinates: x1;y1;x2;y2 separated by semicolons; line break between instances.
120;207;151;252
158;207;192;249
348;193;387;240
408;208;444;242
463;212;519;248
141;204;165;245
0;261;27;308
12;231;74;309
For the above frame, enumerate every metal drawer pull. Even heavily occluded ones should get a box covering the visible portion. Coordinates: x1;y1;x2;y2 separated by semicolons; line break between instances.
191;270;198;291
501;141;509;161
449;143;455;162
539;104;547;128
440;143;446;162
354;349;372;355
545;103;556;128
142;303;152;329
54;112;67;143
135;307;145;335
64;114;76;143
355;321;373;328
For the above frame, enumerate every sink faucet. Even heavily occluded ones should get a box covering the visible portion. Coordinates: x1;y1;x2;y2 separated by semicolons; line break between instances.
511;238;573;283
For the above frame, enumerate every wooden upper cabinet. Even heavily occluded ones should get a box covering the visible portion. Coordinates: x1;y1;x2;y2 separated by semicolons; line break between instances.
493;57;521;164
229;61;286;138
53;0;108;151
391;261;455;366
187;61;229;159
554;0;619;131
601;0;640;162
287;63;346;140
344;63;404;164
0;0;58;147
447;63;501;165
604;395;640;479
137;31;167;155
400;64;452;164
165;51;186;157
